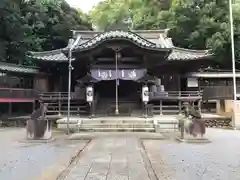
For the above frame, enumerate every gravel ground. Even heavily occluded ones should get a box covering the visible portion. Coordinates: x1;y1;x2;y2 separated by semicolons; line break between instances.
0;128;88;180
143;128;240;180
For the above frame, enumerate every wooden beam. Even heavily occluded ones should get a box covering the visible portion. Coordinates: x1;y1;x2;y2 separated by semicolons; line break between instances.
96;57;140;62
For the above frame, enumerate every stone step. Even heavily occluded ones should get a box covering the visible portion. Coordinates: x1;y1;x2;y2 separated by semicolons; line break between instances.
81;119;154;124
78;127;155;132
57;123;155;132
79;124;154;128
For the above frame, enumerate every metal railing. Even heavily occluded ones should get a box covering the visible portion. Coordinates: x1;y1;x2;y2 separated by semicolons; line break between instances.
0;87;37;99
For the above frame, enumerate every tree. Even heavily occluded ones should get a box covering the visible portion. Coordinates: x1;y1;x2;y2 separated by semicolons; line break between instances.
89;0;172;30
23;0;92;51
0;0;28;63
0;0;93;65
89;0;240;69
168;0;240;68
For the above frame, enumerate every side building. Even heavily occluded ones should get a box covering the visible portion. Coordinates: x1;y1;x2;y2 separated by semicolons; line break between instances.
0;62;46;117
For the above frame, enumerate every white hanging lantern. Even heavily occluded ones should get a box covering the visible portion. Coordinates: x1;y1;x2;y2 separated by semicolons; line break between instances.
86;86;93;103
142;85;149;103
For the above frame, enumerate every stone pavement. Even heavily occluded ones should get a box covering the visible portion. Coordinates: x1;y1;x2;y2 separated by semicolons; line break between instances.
64;137;152;180
3;127;240;180
143;128;240;180
0;128;88;180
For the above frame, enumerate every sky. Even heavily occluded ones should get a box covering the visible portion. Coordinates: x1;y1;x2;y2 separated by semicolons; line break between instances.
66;0;103;13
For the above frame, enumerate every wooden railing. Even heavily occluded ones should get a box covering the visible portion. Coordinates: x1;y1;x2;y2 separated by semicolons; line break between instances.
0;88;37;99
202;86;240;100
150;91;202;100
38;92;83;101
46;101;89;115
39;92;72;101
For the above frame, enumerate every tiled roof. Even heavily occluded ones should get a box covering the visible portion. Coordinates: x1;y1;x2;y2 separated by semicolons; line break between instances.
168;47;213;60
28;30;213;62
29;47;212;62
72;30;172;52
28;49;68;61
0;62;39;74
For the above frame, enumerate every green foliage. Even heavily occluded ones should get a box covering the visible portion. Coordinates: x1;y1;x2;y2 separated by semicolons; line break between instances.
0;0;92;65
0;0;27;64
90;0;240;69
169;0;240;68
89;0;172;30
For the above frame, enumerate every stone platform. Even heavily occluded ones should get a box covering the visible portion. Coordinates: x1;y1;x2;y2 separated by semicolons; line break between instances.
56;114;231;133
57;115;179;133
69;132;165;140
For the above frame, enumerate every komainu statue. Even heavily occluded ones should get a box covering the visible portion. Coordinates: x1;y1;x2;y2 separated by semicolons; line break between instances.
181;102;206;137
26;103;52;140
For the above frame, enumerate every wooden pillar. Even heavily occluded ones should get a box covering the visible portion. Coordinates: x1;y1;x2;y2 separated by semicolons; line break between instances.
92;101;95;117
198;100;202;113
178;100;182;114
8;102;12;116
59;75;63;92
178;74;181;91
159;100;163;115
32;101;35;112
58;92;61;115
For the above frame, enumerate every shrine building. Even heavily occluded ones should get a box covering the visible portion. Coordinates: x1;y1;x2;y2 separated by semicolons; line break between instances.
0;29;239;118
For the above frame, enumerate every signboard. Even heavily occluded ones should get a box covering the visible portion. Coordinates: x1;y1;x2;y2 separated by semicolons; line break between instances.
142;86;149;103
90;69;146;81
187;78;198;87
86;86;93;102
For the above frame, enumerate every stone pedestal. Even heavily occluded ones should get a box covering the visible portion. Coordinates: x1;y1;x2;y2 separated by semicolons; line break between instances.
216;100;233;116
176;134;211;143
26;119;52;140
176;114;210;143
232;100;240;129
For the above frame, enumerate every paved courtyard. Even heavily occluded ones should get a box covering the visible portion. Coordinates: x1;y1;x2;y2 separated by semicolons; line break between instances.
62;129;240;180
143;128;240;180
63;137;152;180
0;128;88;180
1;128;240;180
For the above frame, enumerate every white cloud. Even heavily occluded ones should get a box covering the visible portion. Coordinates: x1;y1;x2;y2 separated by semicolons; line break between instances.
66;0;103;13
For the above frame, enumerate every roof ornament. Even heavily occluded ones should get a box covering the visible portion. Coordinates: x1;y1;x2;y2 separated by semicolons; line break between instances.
193;0;200;10
71;35;82;50
123;17;133;30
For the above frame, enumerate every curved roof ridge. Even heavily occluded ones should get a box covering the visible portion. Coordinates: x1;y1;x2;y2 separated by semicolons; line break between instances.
72;29;169;34
173;46;212;54
127;30;162;46
0;62;39;69
28;48;67;55
72;30;164;51
0;62;40;74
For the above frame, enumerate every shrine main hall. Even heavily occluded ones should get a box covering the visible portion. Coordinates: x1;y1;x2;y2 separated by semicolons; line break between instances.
28;29;221;117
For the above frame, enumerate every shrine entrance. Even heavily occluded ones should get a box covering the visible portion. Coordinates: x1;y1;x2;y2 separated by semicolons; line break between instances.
90;68;145;116
94;79;142;116
94;79;141;99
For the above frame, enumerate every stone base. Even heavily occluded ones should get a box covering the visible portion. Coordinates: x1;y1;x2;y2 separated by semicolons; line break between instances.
19;138;55;143
69;132;165;140
176;135;211;143
26;119;53;140
155;123;178;133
